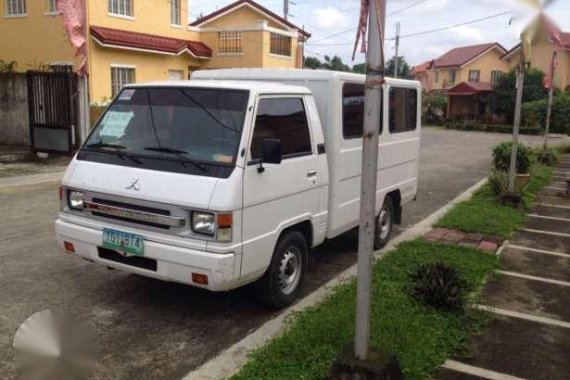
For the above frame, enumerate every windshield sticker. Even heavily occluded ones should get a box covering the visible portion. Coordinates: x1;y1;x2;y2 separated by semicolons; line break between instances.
119;89;135;101
100;111;134;138
213;154;233;164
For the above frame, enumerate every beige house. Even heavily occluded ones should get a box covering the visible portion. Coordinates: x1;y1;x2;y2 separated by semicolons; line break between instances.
501;17;570;91
0;0;310;101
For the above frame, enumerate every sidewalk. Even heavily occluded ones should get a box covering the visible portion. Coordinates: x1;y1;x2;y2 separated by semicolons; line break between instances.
0;145;68;179
435;155;570;380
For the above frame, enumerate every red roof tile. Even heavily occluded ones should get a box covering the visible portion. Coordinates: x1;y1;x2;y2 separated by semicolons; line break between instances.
446;81;493;96
433;43;506;69
90;26;212;58
411;60;432;74
190;0;310;38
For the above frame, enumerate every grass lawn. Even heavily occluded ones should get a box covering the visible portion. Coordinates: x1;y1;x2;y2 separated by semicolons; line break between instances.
435;165;552;239
231;240;498;380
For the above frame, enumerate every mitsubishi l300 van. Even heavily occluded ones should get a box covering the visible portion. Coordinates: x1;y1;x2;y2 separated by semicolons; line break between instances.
56;70;421;308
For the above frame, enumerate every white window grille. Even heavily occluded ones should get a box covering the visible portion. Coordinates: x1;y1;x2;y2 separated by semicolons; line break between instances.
111;67;135;97
6;0;26;16
171;0;180;25
108;0;132;17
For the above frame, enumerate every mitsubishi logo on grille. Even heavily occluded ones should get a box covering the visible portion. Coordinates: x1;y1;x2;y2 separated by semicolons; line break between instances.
125;178;140;191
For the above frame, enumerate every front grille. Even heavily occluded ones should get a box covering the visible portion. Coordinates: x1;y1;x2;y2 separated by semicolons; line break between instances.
98;247;157;271
90;198;173;229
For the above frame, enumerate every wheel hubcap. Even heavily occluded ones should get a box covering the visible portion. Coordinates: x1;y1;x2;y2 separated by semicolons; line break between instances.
378;206;391;241
277;246;302;295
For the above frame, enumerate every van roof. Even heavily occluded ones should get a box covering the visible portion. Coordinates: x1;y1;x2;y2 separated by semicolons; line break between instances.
191;68;421;87
126;80;312;94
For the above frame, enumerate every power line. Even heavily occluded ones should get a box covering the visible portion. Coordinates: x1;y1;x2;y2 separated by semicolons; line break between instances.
307;11;511;46
305;0;431;46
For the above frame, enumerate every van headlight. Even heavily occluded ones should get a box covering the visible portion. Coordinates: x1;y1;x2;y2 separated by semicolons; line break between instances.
68;190;85;210
192;212;215;236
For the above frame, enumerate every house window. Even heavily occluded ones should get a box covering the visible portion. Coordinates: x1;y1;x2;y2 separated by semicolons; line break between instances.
270;33;292;57
108;0;132;17
218;31;243;54
5;0;26;16
449;70;456;85
111;67;135;97
389;87;418;134
170;0;180;25
468;70;481;82
251;98;312;160
491;70;503;85
47;0;56;13
435;70;439;83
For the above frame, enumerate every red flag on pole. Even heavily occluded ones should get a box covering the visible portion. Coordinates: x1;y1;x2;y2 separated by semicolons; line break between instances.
542;15;561;90
56;0;88;76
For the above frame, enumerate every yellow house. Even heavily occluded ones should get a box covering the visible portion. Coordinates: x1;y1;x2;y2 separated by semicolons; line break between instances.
425;43;510;91
501;16;570;91
0;0;310;102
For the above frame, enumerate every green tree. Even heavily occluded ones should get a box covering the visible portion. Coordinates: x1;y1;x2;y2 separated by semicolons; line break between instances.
491;68;547;123
352;63;366;74
323;55;351;72
304;56;322;69
385;56;411;78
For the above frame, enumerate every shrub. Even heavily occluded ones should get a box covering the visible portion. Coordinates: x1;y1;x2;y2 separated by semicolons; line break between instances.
488;169;528;198
492;141;536;174
521;92;570;135
423;92;448;124
409;262;470;311
537;148;559;167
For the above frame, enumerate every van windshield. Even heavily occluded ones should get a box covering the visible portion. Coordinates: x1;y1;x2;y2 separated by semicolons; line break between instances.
80;87;249;177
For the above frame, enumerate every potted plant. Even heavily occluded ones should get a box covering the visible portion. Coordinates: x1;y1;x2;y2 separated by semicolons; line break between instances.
492;142;536;188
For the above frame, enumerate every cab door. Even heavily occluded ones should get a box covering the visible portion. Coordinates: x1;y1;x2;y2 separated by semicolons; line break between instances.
240;96;321;277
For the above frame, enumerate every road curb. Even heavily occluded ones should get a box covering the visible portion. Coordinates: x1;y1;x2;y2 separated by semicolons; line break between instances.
0;171;64;189
183;178;488;380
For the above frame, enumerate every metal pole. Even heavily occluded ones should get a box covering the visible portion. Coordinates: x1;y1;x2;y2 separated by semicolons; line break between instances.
508;51;525;193
284;0;289;20
355;0;385;361
393;22;400;78
543;76;555;155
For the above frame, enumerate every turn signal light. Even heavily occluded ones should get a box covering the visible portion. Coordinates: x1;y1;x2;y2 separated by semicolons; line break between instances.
59;186;64;200
217;213;233;228
192;273;209;285
63;241;75;253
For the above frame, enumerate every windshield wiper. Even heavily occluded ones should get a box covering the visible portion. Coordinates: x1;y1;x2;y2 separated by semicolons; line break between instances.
85;142;143;165
144;147;208;172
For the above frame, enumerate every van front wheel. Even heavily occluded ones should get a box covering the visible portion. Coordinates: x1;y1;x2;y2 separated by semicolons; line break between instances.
257;231;308;309
374;196;394;250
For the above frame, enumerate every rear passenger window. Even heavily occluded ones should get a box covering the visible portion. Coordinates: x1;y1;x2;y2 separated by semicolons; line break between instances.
251;98;312;160
342;83;382;139
389;87;417;133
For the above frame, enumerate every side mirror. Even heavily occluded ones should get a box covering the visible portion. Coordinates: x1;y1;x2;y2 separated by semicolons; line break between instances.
258;139;282;173
262;139;282;164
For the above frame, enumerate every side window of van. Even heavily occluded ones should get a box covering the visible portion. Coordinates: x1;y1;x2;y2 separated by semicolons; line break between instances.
251;97;312;160
342;83;382;139
389;87;417;133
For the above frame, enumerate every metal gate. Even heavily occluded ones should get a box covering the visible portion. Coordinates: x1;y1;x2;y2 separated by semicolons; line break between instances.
27;70;78;154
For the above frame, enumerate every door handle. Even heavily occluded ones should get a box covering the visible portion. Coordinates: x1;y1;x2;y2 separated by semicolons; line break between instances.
307;170;317;178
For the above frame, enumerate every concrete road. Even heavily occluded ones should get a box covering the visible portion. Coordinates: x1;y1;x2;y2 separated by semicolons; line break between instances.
0;129;566;380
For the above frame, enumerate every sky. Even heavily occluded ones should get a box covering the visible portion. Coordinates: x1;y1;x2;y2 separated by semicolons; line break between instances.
188;0;570;67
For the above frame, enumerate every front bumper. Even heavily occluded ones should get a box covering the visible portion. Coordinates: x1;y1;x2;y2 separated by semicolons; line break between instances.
55;218;242;291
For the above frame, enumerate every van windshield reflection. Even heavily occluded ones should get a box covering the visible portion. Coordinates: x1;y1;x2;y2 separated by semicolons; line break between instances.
83;87;249;172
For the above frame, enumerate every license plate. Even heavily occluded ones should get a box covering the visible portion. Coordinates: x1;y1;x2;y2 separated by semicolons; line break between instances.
102;228;144;256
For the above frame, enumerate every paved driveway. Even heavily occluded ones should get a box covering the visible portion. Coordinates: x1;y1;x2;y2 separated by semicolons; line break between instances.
0;129;566;380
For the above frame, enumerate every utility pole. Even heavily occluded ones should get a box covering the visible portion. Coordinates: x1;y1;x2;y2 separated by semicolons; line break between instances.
508;43;525;194
543;83;554;155
284;0;289;20
355;0;386;361
393;22;400;78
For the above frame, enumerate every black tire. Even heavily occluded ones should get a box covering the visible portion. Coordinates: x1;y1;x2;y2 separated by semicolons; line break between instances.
256;230;308;309
374;196;394;250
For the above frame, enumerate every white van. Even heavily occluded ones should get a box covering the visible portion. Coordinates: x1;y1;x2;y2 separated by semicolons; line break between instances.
55;69;421;308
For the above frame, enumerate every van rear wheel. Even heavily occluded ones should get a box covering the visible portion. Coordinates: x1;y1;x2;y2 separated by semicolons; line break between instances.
374;196;394;250
256;230;308;309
